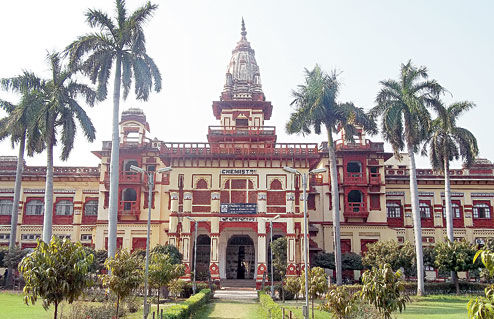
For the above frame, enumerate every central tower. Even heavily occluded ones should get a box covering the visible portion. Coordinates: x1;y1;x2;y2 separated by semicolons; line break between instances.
209;19;275;148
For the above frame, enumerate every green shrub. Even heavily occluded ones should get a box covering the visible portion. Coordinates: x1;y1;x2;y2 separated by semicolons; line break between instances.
162;288;212;319
259;290;283;319
69;301;126;319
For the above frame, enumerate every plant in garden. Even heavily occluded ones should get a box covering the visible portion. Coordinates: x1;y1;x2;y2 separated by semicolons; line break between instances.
285;276;301;300
468;249;494;319
360;263;410;319
168;279;186;300
320;285;356;319
300;266;329;319
151;244;183;264
101;249;143;318
18;237;94;319
363;240;415;276
66;0;162;259
314;252;363;273
287;65;377;285
271;237;287;300
435;240;479;295
149;252;185;314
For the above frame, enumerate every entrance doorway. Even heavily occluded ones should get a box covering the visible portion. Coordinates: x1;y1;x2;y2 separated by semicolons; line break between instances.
226;235;255;279
193;235;211;281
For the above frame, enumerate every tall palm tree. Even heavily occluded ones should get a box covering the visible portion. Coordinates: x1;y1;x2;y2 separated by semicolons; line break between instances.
0;84;44;287
66;0;162;258
371;60;444;296
287;65;377;285
424;101;478;241
3;53;97;243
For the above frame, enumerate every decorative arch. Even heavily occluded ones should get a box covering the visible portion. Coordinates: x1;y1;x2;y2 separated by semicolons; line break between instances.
196;178;208;189
269;179;283;190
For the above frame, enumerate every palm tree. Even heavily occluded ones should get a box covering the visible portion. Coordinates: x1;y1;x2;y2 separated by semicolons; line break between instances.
371;60;444;296
0;83;44;287
287;65;377;285
3;53;97;243
66;0;162;258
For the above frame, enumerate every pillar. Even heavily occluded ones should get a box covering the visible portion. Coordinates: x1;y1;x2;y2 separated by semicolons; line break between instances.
209;217;220;284
183;192;192;213
286;219;298;276
256;219;267;289
180;219;192;280
257;192;267;215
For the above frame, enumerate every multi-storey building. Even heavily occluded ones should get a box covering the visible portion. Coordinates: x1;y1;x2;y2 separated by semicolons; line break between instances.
1;22;493;287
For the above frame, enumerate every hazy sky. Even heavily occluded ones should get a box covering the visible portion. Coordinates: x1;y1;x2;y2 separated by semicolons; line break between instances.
0;0;492;169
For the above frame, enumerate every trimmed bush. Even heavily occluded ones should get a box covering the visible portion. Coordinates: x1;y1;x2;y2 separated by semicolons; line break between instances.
162;288;212;319
259;290;283;319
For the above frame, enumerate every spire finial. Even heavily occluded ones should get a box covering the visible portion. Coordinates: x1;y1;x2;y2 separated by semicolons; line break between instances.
241;17;247;39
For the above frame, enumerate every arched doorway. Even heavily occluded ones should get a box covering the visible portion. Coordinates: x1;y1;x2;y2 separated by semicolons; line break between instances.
226;235;255;279
194;235;211;281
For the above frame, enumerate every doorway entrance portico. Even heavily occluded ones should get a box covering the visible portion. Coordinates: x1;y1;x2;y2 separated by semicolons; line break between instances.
225;235;255;279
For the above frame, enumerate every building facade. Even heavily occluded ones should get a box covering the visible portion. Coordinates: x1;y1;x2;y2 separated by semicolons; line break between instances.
1;22;494;287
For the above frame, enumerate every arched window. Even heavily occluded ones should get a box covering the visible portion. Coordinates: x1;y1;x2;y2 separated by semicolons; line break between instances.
26;199;44;215
270;179;283;190
347;190;362;203
196;179;208;189
124;160;139;172
0;199;13;215
473;203;491;219
347;161;362;173
386;202;401;218
123;188;137;210
84;200;98;216
419;202;431;218
55;200;73;216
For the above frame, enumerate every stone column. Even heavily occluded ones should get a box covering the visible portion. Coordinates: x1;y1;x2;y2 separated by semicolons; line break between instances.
180;219;192;281
211;192;220;213
256;219;267;289
183;192;192;213
286;191;295;214
286;218;298;277
209;217;220;284
257;192;267;215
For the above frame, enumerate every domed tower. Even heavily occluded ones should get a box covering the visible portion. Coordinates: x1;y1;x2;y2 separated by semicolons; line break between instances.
209;19;275;147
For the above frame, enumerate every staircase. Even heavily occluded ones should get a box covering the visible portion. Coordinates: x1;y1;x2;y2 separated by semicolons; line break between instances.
213;279;258;300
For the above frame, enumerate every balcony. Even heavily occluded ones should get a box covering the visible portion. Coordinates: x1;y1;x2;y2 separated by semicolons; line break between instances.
345;172;366;184
344;202;369;221
208;126;276;136
369;173;381;185
118;201;139;220
104;171;142;187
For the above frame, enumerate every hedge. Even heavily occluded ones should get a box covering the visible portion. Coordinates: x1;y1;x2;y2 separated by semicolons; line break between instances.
162;288;212;319
342;281;487;296
258;291;284;319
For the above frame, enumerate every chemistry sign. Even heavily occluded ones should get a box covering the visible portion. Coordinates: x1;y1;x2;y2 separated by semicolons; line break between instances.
220;169;256;175
220;203;257;214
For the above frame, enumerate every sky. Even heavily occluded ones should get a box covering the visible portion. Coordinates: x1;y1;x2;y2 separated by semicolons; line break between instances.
0;0;493;169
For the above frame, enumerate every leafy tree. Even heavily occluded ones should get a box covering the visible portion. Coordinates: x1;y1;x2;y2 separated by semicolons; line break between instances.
149;252;185;314
168;279;186;300
320;286;356;319
363;240;415;276
18;237;94;319
2;54;97;243
4;246;29;272
423;101;478;243
151;244;183;265
313;252;363;272
300;267;328;319
66;0;162;259
434;240;479;294
271;237;287;300
101;249;143;318
285;276;301;300
360;264;410;319
468;249;494;319
371;60;444;295
287;65;376;285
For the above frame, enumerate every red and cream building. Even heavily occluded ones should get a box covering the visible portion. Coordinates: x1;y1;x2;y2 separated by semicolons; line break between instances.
1;22;494;286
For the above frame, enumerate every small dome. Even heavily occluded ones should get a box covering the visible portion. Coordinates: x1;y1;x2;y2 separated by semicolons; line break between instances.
221;19;264;101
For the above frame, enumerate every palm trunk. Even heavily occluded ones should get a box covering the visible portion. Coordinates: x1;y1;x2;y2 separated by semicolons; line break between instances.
42;120;55;243
408;147;425;296
7;131;25;287
108;55;122;259
444;158;454;242
327;127;342;286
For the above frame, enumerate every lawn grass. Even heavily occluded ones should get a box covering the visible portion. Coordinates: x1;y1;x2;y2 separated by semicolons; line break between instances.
396;294;470;319
193;300;263;319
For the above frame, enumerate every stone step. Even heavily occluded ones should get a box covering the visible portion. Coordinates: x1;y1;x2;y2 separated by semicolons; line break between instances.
213;289;259;301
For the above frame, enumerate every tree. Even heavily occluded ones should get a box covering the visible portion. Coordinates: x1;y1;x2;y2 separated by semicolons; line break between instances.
168;279;186;300
101;249;143;318
0;85;44;287
371;60;444;295
151;244;183;265
423;101;478;242
149;252;185;314
313;252;363;274
285;276;301;300
18;237;94;319
434;240;479;294
287;65;377;285
362;240;415;277
468;249;494;319
66;0;162;259
300;267;328;319
360;264;410;319
2;53;97;243
320;286;356;319
271;237;287;300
